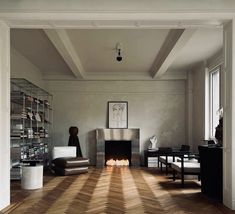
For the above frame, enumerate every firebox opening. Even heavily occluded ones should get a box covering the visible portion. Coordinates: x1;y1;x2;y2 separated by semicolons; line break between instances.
105;140;132;166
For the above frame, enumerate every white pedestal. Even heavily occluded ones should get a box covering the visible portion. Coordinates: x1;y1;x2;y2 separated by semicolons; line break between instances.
21;165;43;190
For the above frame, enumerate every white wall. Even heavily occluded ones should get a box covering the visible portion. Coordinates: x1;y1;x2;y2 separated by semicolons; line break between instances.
9;45;186;165
0;25;48;212
0;21;10;211
185;71;193;150
47;80;186;165
10;47;46;90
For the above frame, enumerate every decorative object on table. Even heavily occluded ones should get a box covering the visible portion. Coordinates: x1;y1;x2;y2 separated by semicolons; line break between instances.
68;126;83;157
148;135;158;150
215;117;223;146
108;101;128;128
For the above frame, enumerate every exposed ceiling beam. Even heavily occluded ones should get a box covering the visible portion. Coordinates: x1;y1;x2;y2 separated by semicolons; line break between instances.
44;29;85;79
150;29;195;79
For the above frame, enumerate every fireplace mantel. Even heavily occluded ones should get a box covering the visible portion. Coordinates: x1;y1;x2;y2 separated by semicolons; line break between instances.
96;128;140;167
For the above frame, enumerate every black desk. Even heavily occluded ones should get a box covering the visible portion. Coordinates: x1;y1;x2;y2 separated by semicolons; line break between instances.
198;145;223;201
144;147;183;167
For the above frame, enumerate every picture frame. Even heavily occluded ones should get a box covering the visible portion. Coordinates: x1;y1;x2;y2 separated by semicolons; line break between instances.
108;101;128;129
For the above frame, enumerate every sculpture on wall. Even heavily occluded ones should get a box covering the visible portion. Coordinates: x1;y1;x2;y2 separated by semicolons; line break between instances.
148;135;158;150
215;117;223;146
68;126;83;157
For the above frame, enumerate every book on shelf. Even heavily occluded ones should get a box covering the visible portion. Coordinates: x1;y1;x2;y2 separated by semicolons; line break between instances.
11;113;27;119
147;157;158;168
35;113;41;122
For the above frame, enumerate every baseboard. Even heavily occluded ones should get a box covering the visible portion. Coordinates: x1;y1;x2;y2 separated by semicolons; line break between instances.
223;189;235;210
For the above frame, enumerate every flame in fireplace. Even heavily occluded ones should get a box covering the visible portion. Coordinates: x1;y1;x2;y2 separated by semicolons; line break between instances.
106;159;129;166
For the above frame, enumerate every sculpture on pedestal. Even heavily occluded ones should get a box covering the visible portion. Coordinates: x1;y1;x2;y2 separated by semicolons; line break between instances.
148;135;158;150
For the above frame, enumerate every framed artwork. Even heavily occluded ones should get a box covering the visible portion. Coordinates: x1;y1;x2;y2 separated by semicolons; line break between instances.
108;101;128;129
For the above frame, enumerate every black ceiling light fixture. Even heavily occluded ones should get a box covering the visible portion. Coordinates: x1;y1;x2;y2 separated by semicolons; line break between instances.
116;42;123;62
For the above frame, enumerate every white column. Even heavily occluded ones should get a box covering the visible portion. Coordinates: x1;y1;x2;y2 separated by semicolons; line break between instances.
0;21;10;210
186;70;193;150
204;67;209;141
223;19;235;210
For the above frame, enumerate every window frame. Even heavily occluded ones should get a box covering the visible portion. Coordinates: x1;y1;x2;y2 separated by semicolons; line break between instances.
209;66;221;139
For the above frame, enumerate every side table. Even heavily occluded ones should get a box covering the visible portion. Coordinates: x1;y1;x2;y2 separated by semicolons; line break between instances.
21;165;43;190
144;150;160;167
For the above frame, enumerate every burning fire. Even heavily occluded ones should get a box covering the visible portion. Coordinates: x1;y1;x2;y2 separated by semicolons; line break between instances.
106;159;129;166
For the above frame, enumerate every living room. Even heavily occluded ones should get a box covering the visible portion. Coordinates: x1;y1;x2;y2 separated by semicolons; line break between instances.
1;1;235;213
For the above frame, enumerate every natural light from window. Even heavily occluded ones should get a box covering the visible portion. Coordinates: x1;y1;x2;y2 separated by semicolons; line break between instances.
209;67;220;138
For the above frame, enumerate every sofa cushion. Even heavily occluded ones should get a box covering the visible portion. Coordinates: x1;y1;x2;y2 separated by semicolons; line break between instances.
176;158;198;163
52;157;89;168
52;146;76;159
171;162;200;174
53;166;88;176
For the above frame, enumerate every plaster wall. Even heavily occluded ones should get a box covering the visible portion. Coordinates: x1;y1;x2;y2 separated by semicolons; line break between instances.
192;65;206;150
47;80;186;165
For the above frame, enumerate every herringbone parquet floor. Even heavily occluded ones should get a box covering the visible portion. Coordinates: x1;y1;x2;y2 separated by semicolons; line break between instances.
2;167;235;214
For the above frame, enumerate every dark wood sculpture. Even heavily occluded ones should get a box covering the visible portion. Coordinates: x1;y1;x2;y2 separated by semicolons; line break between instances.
215;117;223;146
68;126;83;157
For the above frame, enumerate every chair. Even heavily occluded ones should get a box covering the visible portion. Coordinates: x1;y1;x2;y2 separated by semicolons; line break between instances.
158;145;190;174
171;154;200;187
51;146;89;176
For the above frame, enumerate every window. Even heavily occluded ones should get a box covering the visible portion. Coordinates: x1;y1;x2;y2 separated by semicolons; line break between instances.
209;66;221;138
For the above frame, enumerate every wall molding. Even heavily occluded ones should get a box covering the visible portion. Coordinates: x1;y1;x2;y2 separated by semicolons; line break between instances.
48;91;186;95
0;3;232;30
1;0;235;14
43;73;187;81
47;80;186;94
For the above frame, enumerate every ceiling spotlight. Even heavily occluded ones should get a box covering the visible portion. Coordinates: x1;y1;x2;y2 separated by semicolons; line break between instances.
116;42;123;62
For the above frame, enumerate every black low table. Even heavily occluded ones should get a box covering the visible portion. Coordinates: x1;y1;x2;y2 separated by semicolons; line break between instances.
144;147;173;167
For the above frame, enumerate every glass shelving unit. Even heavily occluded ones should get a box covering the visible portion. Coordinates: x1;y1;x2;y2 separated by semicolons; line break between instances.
10;78;53;180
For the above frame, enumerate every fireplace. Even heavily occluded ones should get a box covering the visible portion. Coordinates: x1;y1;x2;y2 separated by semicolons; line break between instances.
96;128;140;167
105;140;132;166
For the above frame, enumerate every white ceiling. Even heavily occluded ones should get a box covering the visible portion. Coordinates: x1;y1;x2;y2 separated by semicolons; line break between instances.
10;27;223;80
10;29;74;77
66;29;169;74
169;28;223;71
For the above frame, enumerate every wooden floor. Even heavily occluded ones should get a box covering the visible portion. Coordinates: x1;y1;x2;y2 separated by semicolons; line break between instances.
2;167;235;214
